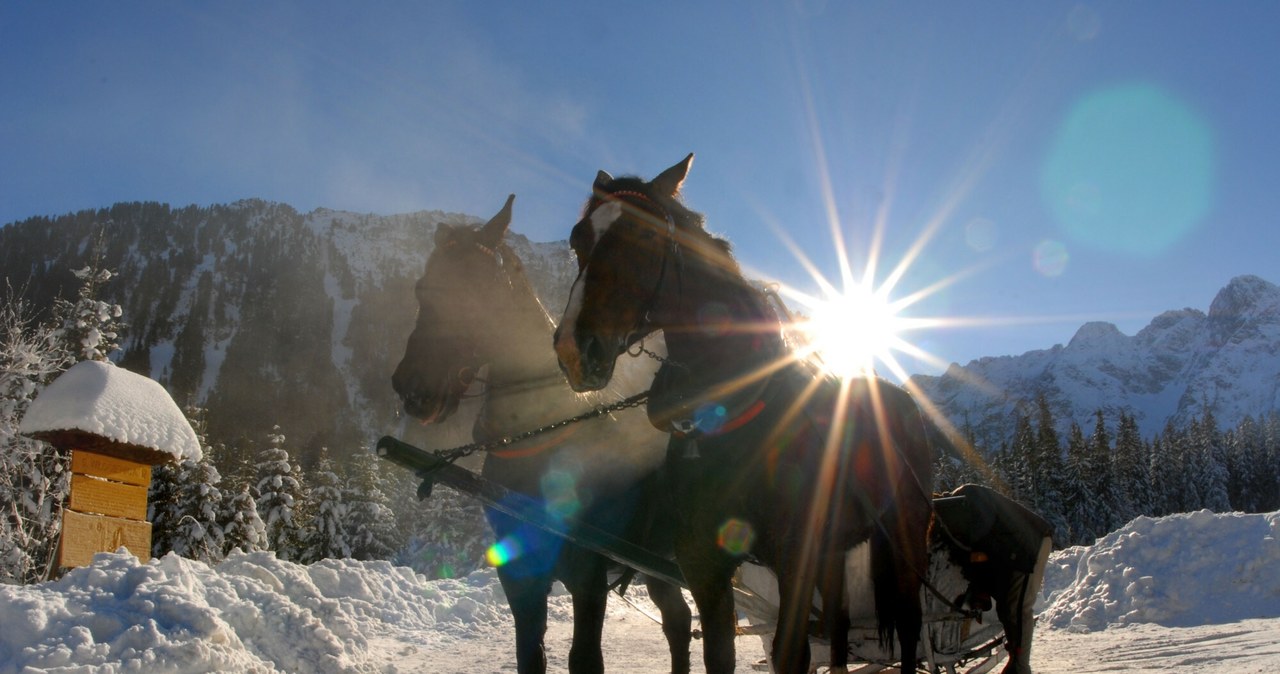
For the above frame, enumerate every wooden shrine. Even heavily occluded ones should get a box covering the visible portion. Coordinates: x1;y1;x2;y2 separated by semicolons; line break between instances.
19;360;200;572
31;431;168;568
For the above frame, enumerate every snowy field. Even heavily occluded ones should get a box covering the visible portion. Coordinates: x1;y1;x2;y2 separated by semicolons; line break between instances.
2;509;1277;673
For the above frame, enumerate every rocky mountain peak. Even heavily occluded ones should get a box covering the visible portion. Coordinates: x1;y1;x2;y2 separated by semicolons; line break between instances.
911;274;1280;443
1207;275;1280;343
1067;321;1126;350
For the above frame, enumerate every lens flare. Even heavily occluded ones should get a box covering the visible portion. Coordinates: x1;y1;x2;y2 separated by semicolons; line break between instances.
1041;83;1215;256
717;518;756;557
964;217;998;253
485;536;524;567
540;469;582;520
1033;240;1069;277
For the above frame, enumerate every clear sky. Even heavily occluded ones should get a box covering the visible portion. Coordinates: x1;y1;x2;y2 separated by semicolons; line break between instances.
3;1;1278;376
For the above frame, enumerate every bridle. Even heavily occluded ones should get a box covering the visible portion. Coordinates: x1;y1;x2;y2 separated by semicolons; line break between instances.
590;189;684;348
430;234;533;397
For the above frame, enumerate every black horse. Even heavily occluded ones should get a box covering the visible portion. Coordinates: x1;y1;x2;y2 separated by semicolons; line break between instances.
392;196;691;674
553;156;935;674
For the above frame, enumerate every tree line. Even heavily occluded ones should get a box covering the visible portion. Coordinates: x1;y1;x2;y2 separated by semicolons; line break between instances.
935;394;1280;548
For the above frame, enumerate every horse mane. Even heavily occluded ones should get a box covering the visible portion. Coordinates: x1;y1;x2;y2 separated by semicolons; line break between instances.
589;175;743;280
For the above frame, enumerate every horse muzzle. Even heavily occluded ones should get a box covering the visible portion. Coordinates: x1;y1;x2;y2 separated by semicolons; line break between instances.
554;329;618;393
395;367;475;424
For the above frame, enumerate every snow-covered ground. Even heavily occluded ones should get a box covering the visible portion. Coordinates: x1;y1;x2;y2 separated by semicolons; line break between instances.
2;509;1277;673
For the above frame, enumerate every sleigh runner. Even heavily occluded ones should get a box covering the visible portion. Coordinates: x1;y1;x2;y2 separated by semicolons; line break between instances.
379;435;1040;674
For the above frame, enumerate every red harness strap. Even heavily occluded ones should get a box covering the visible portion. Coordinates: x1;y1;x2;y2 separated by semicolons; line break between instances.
715;399;766;435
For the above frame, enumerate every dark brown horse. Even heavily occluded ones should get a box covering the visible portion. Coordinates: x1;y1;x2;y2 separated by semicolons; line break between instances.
392;196;691;674
552;157;935;674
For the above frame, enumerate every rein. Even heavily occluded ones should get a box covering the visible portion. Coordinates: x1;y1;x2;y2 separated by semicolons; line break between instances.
418;390;652;468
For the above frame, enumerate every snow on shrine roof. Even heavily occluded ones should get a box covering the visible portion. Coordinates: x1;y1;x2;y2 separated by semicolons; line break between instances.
18;360;201;462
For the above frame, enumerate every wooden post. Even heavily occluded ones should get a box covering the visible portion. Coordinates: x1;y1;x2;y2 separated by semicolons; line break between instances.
57;449;154;568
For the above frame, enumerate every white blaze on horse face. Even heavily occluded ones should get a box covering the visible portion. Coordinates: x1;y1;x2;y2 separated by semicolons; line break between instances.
589;200;623;247
556;200;623;384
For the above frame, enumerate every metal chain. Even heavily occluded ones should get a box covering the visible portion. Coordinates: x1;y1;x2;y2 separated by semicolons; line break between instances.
428;391;651;467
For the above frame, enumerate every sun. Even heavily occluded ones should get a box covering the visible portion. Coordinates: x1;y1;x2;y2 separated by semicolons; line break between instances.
800;283;906;377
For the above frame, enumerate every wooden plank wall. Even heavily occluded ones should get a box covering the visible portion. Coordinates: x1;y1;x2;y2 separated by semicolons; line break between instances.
59;449;154;568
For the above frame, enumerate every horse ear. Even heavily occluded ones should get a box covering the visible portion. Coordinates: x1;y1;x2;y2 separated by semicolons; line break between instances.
652;153;694;197
479;194;515;245
593;170;614;191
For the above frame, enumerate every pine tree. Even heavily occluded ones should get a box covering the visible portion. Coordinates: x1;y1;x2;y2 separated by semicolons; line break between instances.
1259;413;1280;512
397;482;489;579
1191;410;1231;512
1005;412;1036;505
301;448;349;563
1112;412;1152;522
1147;432;1180;517
1060;422;1098;545
55;265;122;363
170;455;225;562
255;427;306;561
1087;410;1123;534
221;480;267;554
1224;415;1271;512
1032;395;1069;545
148;461;183;557
344;448;399;561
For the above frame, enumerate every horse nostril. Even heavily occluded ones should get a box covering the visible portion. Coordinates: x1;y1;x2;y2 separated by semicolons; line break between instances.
583;335;608;365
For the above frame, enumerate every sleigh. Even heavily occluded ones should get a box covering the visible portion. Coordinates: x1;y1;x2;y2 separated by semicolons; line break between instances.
378;435;1015;674
732;544;1009;674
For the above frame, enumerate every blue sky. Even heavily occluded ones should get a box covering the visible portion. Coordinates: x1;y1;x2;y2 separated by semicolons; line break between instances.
3;1;1278;376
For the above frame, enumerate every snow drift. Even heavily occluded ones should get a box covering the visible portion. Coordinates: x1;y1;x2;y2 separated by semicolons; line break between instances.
1;509;1278;673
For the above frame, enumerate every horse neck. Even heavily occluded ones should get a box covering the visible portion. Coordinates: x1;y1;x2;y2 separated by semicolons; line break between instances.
477;274;580;434
475;269;647;434
661;251;787;381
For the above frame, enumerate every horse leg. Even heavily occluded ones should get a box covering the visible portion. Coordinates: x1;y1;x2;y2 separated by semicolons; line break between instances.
645;575;692;674
497;569;553;674
562;556;609;674
893;569;923;674
874;510;928;674
676;536;737;674
819;551;851;673
771;553;818;674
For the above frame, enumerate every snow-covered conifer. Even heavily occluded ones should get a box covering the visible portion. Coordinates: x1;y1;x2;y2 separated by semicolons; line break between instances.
255;427;306;560
301;448;349;563
221;480;267;554
344;448;399;561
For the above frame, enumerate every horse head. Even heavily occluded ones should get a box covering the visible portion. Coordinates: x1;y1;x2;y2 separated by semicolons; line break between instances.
393;194;521;423
553;154;712;392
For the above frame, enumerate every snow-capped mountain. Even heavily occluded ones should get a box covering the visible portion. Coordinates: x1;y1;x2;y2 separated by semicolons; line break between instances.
0;200;578;459
909;274;1280;443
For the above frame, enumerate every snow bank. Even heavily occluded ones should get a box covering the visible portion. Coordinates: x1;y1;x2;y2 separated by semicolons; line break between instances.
1039;510;1280;631
18;359;201;462
4;510;1279;672
0;550;511;674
